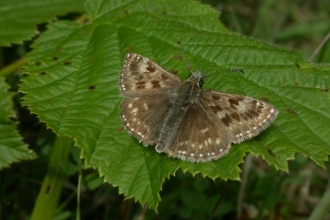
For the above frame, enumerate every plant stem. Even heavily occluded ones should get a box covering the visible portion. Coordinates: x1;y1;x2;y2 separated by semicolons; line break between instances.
30;135;73;220
0;57;26;77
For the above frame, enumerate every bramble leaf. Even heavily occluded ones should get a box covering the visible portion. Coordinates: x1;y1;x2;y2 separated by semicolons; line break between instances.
0;78;36;169
0;0;85;46
20;0;330;210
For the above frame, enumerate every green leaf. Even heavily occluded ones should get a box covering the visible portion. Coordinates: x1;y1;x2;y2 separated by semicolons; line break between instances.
20;0;330;210
0;0;85;46
0;78;36;169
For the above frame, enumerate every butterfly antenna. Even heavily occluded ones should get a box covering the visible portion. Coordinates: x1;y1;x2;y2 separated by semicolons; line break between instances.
177;41;193;74
205;69;244;79
220;69;244;75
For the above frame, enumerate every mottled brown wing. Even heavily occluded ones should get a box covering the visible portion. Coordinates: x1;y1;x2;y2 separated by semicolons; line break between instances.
201;89;278;144
119;94;172;146
160;104;232;163
119;53;181;97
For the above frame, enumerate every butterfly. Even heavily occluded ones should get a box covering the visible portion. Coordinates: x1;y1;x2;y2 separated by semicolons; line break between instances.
118;53;278;162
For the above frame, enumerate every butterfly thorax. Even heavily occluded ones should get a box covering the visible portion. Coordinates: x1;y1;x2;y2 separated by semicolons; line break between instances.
174;71;204;106
175;82;200;107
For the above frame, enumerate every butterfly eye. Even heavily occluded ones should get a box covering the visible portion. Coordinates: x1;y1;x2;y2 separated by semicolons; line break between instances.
198;78;204;88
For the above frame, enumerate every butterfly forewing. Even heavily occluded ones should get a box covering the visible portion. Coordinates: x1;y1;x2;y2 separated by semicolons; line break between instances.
201;90;278;144
119;53;182;145
119;53;181;96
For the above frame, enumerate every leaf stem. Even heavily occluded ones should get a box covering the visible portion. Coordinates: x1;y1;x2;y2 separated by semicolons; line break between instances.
308;187;330;220
0;57;26;77
309;30;330;61
30;135;73;220
208;181;231;220
236;154;253;219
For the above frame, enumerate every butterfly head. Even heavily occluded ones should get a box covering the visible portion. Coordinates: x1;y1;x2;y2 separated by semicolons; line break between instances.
187;70;206;88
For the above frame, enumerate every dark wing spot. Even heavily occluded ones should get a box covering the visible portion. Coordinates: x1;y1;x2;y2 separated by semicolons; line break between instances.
221;114;232;127
228;99;239;109
209;105;222;114
211;95;220;100
151;80;161;88
146;61;155;72
130;59;139;69
130;70;139;75
244;111;253;119
136;81;145;86
133;75;144;80
146;65;156;72
228;98;243;106
257;105;264;113
231;112;240;121
135;81;146;89
248;110;259;117
160;74;168;80
228;98;239;106
241;114;249;120
256;103;264;113
228;98;243;109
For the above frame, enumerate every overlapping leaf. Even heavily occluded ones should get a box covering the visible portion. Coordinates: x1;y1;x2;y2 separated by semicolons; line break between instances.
0;78;36;169
0;0;85;46
20;0;330;209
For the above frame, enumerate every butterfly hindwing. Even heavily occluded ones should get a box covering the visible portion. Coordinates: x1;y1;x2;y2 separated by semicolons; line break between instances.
157;104;232;162
120;94;172;146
